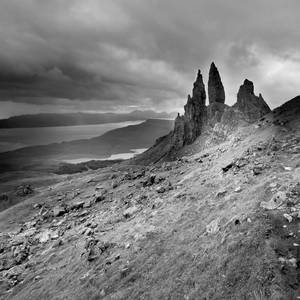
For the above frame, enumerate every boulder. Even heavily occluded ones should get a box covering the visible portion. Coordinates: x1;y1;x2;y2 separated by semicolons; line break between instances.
83;199;94;208
206;218;220;234
69;201;85;210
142;174;156;187
112;181;118;189
156;186;166;193
38;229;59;243
13;244;30;264
234;186;242;193
16;185;34;196
4;265;25;279
283;213;293;223
95;193;106;202
123;206;139;219
38;230;51;243
216;190;227;197
53;205;67;217
260;191;287;210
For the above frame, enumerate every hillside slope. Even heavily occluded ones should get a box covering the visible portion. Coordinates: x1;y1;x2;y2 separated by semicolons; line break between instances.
0;97;299;299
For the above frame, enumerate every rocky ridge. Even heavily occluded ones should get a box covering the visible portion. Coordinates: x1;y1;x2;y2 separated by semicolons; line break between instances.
136;62;271;163
208;62;225;104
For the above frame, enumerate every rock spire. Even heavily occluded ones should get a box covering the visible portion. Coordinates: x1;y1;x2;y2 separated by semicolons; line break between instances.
170;67;272;152
234;79;271;121
171;70;207;148
208;62;225;104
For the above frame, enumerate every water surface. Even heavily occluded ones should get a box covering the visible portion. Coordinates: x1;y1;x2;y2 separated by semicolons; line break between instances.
0;121;144;153
63;148;148;164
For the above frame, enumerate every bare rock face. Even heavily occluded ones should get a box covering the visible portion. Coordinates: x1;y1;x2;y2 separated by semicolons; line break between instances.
171;113;185;149
234;79;271;122
136;63;274;164
183;70;207;144
207;102;227;125
171;70;207;147
191;70;206;107
208;62;225;104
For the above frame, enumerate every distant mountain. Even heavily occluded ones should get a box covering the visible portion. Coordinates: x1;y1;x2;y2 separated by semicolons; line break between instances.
0;119;174;173
0;110;177;128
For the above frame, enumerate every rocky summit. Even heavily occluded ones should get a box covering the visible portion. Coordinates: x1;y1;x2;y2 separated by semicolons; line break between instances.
0;63;299;300
172;70;207;149
138;63;273;163
234;79;271;122
208;62;225;104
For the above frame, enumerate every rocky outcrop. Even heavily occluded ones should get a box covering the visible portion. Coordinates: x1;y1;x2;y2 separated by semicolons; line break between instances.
208;62;225;104
169;71;272;154
234;79;271;122
191;70;206;107
207;102;227;125
134;63;273;163
171;114;185;149
171;70;207;147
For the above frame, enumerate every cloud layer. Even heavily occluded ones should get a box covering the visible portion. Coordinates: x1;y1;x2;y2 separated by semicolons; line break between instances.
0;0;299;117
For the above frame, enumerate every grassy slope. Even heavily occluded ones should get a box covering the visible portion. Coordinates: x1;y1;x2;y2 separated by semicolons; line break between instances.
0;108;299;299
0;98;299;299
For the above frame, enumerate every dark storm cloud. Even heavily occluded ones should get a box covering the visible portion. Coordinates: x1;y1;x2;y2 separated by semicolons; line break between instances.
0;0;299;116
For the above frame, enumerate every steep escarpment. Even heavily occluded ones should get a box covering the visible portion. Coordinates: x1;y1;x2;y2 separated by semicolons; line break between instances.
208;62;225;104
171;70;207;149
135;62;271;164
234;79;271;122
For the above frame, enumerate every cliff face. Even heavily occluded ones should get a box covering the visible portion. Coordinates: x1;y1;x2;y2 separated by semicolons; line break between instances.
183;70;207;143
137;62;273;162
172;114;185;149
208;62;225;104
171;70;207;148
234;79;271;122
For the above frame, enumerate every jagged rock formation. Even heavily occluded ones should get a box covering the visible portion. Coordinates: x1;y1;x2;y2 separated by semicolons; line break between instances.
208;62;225;104
184;70;207;143
234;79;271;122
172;114;185;149
134;63;273;163
171;70;207;148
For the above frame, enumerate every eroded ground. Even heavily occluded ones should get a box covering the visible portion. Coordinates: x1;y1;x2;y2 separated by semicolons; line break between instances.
0;123;299;300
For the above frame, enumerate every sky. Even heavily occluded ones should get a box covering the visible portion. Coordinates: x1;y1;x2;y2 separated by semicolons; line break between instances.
0;0;299;118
